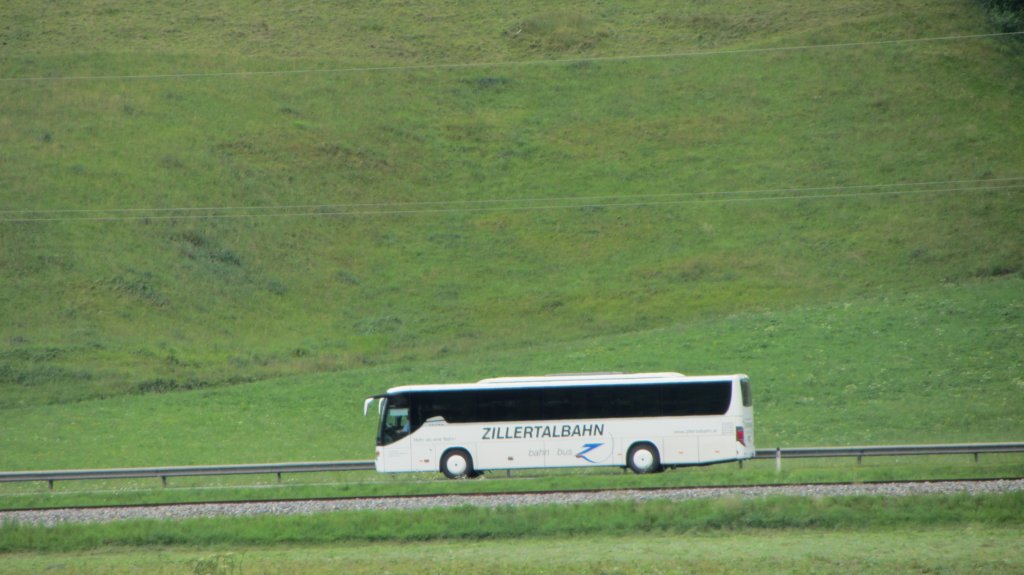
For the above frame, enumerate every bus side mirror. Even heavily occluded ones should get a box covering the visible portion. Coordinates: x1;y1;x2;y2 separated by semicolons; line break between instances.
363;397;375;417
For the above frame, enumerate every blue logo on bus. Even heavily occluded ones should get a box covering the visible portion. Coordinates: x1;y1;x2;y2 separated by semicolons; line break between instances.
576;443;604;463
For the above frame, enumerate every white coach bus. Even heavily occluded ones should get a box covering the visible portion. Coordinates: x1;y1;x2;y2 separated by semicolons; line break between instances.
364;372;754;478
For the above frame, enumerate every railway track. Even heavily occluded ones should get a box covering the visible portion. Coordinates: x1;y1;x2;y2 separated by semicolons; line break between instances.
3;478;1022;527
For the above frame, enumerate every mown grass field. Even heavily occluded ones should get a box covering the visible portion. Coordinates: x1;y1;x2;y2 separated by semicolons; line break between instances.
2;494;1023;572
2;528;1022;574
2;0;1024;571
6;528;1021;575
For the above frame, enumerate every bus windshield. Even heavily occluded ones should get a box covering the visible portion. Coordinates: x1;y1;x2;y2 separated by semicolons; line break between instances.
379;395;411;446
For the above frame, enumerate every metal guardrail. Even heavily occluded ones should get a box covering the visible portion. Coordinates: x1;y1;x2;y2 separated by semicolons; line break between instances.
754;442;1024;460
753;442;1024;472
0;461;375;489
1;442;1021;488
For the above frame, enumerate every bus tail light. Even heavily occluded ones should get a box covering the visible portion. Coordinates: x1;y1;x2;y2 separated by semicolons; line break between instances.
735;426;746;446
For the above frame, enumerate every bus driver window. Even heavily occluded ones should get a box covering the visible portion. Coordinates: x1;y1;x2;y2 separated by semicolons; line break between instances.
382;396;411;445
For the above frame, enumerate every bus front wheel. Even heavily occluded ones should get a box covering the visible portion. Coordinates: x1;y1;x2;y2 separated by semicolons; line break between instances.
441;449;475;479
627;443;662;474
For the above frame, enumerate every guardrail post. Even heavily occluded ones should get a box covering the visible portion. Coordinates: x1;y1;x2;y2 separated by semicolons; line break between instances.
277;472;282;483
974;452;979;463
161;475;167;488
48;479;54;491
857;452;863;465
775;447;782;473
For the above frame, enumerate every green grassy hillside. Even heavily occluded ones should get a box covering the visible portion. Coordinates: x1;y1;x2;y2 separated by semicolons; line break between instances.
0;277;1019;470
1;0;1023;470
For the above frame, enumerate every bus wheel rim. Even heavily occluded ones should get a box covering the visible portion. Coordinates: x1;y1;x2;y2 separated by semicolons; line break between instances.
447;455;467;475
633;449;653;470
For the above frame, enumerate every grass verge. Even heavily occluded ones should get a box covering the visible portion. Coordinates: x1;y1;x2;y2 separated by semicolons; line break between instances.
1;491;1022;553
2;527;1024;568
0;527;1022;574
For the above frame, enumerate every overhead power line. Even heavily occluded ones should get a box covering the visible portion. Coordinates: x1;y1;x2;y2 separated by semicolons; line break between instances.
2;178;1021;223
3;31;1022;83
4;176;1023;216
6;176;1024;216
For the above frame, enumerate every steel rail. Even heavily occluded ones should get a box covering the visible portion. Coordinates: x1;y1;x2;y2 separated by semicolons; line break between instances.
1;442;1021;487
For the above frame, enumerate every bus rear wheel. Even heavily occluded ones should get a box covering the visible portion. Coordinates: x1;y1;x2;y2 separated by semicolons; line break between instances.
441;449;475;479
627;443;662;474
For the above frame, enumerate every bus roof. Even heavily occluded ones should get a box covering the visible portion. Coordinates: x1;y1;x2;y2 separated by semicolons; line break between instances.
384;372;747;395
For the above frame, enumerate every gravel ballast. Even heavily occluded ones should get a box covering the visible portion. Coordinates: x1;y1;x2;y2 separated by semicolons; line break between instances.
2;479;1022;527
